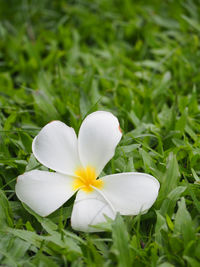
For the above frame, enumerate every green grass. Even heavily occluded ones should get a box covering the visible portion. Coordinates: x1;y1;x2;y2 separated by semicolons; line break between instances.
0;0;200;266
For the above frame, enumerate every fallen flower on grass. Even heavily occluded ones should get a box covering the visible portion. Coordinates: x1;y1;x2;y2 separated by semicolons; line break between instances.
15;111;160;232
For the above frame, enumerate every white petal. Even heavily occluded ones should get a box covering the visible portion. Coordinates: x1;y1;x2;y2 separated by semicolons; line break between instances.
100;172;160;215
78;111;122;176
32;121;81;175
15;170;75;216
71;190;116;232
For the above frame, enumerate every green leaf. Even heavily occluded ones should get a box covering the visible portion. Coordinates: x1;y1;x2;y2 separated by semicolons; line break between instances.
157;153;180;205
111;214;132;267
183;256;200;267
31;253;59;267
0;189;13;228
174;198;195;247
160;186;186;216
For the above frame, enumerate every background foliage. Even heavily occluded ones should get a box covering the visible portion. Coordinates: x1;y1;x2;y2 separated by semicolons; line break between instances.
0;0;200;266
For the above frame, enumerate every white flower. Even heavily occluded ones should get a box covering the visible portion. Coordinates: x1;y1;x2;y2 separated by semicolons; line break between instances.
15;111;160;232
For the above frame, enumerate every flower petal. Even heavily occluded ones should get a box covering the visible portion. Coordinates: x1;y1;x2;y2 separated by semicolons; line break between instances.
100;172;160;215
78;111;122;176
71;190;116;232
32;121;81;175
15;170;75;216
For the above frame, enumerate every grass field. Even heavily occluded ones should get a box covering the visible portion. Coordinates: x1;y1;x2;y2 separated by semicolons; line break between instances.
0;0;200;266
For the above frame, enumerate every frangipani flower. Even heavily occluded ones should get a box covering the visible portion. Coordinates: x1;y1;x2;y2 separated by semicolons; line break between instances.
15;111;160;232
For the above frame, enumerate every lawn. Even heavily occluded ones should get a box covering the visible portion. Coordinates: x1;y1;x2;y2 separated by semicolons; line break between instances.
0;0;200;266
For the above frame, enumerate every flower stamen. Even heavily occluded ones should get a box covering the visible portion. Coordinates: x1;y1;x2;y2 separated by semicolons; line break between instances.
73;166;103;193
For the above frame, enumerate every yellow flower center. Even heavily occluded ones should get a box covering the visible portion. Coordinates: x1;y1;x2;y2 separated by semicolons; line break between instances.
73;166;103;193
